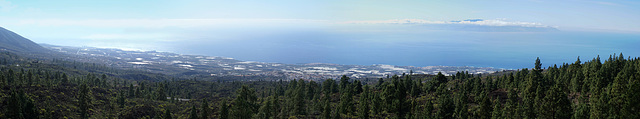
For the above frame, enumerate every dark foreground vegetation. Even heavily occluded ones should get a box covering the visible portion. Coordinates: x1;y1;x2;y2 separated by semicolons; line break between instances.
0;51;639;119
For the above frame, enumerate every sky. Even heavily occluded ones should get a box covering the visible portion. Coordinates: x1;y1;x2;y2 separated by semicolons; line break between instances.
1;0;639;42
0;0;639;68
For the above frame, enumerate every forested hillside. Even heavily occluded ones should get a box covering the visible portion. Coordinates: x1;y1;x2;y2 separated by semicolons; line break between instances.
1;51;638;119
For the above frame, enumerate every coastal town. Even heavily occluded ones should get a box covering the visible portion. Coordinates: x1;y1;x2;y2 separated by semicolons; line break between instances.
47;45;506;80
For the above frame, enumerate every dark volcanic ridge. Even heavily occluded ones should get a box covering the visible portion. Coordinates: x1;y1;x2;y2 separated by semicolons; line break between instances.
0;27;48;53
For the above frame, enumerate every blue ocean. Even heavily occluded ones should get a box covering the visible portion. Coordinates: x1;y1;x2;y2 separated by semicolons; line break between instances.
162;30;639;69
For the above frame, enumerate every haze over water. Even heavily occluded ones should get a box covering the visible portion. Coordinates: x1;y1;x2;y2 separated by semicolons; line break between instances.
168;30;639;69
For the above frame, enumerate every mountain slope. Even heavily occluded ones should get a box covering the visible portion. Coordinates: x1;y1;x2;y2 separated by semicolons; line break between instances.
0;27;48;53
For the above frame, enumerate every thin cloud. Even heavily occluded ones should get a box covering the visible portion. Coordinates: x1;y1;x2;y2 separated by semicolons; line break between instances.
589;1;623;6
82;33;174;41
11;18;327;28
6;18;554;29
340;19;557;28
0;0;16;12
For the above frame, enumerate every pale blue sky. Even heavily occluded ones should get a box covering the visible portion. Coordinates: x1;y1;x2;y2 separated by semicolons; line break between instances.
0;0;639;50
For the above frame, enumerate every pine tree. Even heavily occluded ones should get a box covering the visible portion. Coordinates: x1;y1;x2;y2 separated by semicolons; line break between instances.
271;96;281;119
117;91;126;108
533;84;545;118
338;86;354;117
358;85;370;119
589;88;606;118
155;83;166;101
128;84;135;98
410;80;421;97
436;92;454;119
290;79;307;116
78;83;91;119
7;69;14;85
435;72;447;85
321;98;332;119
256;96;274;119
409;98;422;119
164;109;172;119
382;77;395;113
424;100;434;118
219;99;229;119
230;85;257;119
5;89;38;119
26;70;33;85
572;95;589;119
541;84;572;119
521;57;544;119
189;105;198;119
491;99;502;119
391;74;410;118
353;80;363;94
569;57;583;93
624;75;640;118
371;93;382;115
323;79;337;94
454;92;468;119
134;85;141;98
339;75;351;93
478;94;492;119
585;56;602;92
201;99;210;119
307;81;319;100
609;61;635;118
376;78;384;88
23;98;36;119
503;88;518;118
5;89;21;118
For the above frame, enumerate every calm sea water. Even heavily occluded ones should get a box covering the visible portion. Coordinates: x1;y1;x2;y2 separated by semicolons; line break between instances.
167;30;639;69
